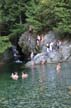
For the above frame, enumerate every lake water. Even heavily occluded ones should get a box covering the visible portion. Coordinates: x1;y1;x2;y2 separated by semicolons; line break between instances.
0;62;71;108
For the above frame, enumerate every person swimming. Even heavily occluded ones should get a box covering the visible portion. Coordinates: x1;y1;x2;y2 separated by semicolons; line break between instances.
22;72;28;79
11;72;19;80
56;63;61;72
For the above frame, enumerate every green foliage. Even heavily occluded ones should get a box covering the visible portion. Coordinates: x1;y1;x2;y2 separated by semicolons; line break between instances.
0;36;12;53
26;0;71;34
9;23;26;38
53;1;71;33
0;0;71;39
0;0;28;36
25;0;43;32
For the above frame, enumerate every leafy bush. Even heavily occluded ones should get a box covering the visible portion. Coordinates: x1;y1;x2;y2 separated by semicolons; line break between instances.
0;36;12;53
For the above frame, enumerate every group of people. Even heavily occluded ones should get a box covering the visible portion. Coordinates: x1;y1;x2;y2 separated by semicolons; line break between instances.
29;32;62;67
46;40;62;53
36;34;62;54
11;63;61;81
11;72;28;80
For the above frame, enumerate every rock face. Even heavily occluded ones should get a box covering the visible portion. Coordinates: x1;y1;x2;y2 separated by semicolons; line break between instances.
44;31;56;44
60;41;71;60
18;30;71;66
48;51;62;62
18;31;36;56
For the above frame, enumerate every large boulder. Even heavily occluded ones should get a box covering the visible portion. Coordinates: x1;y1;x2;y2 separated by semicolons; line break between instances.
25;53;47;66
18;31;36;55
19;30;71;65
34;53;46;64
60;41;71;61
25;51;62;67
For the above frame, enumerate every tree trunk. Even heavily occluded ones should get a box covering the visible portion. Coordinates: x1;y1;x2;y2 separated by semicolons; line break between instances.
19;14;22;24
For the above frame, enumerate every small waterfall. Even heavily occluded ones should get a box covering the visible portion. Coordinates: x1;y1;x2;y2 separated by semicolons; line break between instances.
12;45;23;63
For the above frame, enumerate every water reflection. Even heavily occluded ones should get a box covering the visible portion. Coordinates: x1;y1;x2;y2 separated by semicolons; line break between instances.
37;64;47;93
47;64;57;93
0;62;71;108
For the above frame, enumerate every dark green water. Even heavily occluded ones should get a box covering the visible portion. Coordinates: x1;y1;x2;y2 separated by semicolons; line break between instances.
0;62;71;108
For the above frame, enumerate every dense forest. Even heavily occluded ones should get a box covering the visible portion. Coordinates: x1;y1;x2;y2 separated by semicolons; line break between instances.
0;0;71;53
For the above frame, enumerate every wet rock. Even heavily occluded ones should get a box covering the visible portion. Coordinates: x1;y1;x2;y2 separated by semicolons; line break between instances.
25;61;34;67
34;53;46;64
25;51;62;66
25;53;47;66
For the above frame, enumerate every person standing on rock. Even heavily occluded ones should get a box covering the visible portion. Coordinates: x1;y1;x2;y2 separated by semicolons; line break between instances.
30;51;35;65
50;41;54;51
46;43;50;53
30;51;34;60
